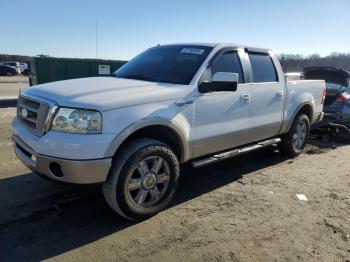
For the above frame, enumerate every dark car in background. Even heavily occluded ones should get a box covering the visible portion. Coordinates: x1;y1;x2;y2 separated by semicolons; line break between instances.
304;67;350;121
0;64;19;76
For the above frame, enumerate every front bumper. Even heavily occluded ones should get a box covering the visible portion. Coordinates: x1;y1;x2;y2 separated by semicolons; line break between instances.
13;134;112;184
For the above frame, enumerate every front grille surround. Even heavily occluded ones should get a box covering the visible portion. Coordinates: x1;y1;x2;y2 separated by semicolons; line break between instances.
17;93;58;136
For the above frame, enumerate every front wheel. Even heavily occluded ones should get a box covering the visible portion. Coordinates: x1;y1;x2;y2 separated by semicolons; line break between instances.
278;114;310;157
103;138;180;221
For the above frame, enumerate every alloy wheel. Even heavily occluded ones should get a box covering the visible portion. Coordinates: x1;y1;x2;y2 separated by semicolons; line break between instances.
292;120;307;150
127;156;171;208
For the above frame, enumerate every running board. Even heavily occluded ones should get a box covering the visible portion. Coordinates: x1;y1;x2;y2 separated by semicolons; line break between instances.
191;138;281;168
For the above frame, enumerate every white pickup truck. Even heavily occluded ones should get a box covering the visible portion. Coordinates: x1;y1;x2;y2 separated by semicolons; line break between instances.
13;43;325;220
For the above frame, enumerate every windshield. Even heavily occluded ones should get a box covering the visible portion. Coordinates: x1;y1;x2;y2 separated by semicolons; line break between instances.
115;45;213;85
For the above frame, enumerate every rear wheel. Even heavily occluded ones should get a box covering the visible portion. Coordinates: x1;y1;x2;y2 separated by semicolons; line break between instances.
278;114;310;157
103;138;180;221
6;71;13;76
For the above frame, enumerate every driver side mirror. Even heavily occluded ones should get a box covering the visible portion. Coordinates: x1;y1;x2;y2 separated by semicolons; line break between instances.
198;72;238;93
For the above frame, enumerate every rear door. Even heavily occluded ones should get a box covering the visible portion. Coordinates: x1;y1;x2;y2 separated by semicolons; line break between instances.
247;52;284;140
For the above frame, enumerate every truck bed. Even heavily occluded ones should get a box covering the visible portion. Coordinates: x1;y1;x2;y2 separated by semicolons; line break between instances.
284;79;325;124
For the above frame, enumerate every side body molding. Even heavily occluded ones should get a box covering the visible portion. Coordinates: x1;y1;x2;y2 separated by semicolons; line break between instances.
104;118;190;163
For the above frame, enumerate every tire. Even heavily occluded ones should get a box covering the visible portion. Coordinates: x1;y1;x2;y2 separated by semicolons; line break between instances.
103;138;180;221
321;133;330;143
6;71;13;76
278;113;310;157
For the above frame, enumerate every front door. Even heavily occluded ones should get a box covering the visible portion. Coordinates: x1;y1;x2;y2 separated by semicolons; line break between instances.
193;50;252;158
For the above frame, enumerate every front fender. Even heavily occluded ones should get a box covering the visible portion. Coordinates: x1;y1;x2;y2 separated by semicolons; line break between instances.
104;118;190;163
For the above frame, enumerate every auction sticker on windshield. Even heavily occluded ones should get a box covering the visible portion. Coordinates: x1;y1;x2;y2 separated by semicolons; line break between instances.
181;48;205;55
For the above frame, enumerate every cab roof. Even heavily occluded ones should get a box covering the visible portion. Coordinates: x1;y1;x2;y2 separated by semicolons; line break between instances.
159;43;271;53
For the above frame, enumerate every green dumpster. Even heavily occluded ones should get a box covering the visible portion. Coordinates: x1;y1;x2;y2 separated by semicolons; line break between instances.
28;57;127;86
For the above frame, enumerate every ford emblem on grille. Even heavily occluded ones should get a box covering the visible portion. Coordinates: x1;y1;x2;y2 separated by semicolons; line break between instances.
21;108;29;118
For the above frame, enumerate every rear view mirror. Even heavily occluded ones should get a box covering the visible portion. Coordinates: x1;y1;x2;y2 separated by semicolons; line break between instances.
198;72;238;93
212;72;238;82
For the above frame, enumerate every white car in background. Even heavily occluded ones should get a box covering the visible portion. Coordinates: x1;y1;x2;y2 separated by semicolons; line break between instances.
2;61;27;74
284;72;304;81
19;63;28;74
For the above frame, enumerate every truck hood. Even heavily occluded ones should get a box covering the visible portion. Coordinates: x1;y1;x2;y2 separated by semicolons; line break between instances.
303;67;349;86
22;77;190;111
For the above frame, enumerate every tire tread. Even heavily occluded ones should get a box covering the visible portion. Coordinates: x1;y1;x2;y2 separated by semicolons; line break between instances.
103;138;179;220
278;113;310;157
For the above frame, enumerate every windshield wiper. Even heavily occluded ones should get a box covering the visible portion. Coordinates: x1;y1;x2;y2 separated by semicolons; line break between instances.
115;74;177;84
116;74;155;82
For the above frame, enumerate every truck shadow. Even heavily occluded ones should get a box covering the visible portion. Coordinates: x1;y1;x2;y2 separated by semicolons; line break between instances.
0;146;287;261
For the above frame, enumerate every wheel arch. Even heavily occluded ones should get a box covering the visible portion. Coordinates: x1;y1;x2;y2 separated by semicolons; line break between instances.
105;119;190;163
281;102;314;134
297;103;313;121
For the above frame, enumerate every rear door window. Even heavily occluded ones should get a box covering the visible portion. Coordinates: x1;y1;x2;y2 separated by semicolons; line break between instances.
248;53;278;83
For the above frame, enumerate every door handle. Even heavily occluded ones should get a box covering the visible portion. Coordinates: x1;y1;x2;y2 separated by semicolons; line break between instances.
175;98;194;106
241;94;251;104
276;91;284;98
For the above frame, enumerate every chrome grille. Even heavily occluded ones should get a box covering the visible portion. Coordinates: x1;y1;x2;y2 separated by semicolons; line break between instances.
17;94;55;136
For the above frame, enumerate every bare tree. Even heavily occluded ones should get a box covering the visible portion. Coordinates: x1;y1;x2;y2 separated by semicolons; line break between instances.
279;53;350;72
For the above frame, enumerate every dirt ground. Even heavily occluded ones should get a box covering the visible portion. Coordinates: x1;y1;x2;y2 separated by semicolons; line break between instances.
0;107;349;262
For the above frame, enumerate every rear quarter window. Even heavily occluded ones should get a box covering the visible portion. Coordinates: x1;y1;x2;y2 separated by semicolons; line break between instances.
248;53;278;83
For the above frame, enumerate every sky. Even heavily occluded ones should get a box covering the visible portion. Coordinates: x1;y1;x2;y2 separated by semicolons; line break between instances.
0;0;349;60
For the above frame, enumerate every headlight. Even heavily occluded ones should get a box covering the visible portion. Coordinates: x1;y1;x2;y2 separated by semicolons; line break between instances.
51;108;102;134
